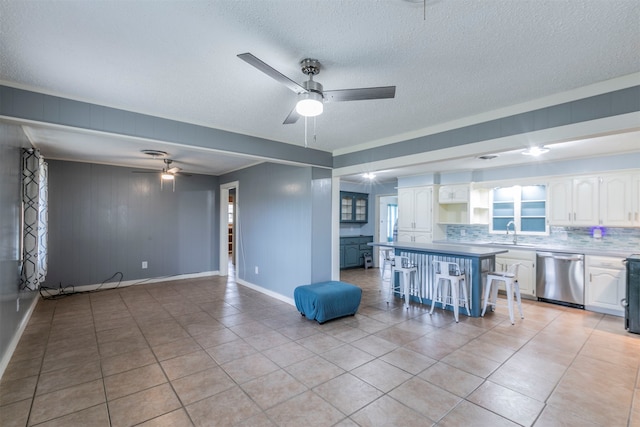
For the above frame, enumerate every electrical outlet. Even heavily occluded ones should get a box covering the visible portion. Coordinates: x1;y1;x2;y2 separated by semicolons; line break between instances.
142;261;148;269
255;266;259;275
460;229;466;237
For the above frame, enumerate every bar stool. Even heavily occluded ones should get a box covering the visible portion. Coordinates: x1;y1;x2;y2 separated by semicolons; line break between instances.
430;260;470;322
380;248;395;280
391;255;419;308
481;262;524;325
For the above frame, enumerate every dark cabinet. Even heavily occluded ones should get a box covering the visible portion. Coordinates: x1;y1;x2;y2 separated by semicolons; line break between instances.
340;191;369;223
339;235;373;269
626;255;640;333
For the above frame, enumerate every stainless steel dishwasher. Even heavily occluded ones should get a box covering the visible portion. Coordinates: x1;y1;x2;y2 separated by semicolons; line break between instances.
536;251;585;308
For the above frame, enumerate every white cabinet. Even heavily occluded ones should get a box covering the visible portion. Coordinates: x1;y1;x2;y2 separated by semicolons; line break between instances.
548;177;599;226
398;186;433;232
633;173;640;226
549;172;640;228
493;249;536;297
585;255;626;316
599;174;633;227
397;230;432;244
437;184;489;225
439;185;469;203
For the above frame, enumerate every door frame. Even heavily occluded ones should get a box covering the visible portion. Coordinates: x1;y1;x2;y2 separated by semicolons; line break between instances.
219;181;239;276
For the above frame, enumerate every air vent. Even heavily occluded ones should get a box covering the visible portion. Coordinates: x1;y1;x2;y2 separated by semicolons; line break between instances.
141;149;168;158
477;154;498;160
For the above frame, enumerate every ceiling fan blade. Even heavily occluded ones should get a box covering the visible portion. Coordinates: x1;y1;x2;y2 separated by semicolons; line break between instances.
132;170;159;174
283;106;301;124
323;86;396;103
238;53;307;94
167;167;181;174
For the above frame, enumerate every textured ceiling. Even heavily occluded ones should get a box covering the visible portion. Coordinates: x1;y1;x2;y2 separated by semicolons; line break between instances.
1;0;639;175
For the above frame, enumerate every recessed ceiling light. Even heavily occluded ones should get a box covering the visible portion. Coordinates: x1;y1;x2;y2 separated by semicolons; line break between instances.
522;146;549;156
477;154;499;160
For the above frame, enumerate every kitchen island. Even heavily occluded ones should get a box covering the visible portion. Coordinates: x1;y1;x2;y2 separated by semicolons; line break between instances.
369;242;508;317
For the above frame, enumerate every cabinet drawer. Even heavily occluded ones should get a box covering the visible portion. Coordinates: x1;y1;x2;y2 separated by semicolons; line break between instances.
359;243;372;251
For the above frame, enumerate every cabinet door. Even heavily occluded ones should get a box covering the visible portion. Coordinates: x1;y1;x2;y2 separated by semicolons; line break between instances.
413;232;432;244
632;174;640;226
600;174;632;226
587;266;625;316
413;186;433;231
396;231;414;243
343;245;360;267
548;179;573;225
573;177;599;225
398;188;415;229
494;254;535;297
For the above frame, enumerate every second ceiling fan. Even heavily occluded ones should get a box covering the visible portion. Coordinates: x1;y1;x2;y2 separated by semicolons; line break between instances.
238;53;396;125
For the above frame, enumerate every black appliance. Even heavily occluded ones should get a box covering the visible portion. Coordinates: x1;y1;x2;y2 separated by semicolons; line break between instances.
623;255;640;334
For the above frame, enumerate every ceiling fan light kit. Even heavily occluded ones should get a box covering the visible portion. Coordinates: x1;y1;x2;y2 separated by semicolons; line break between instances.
237;52;396;144
296;91;323;117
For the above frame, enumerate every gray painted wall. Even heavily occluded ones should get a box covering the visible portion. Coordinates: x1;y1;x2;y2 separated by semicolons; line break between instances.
44;160;219;288
221;162;332;298
0;85;332;169
0;122;38;368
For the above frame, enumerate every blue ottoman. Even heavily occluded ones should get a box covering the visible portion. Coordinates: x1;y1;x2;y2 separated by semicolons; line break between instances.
294;281;362;324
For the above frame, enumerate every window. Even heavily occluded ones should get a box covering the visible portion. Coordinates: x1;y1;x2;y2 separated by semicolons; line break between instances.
490;185;547;235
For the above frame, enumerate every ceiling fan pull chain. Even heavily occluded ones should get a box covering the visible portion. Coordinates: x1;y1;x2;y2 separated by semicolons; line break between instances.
313;116;317;145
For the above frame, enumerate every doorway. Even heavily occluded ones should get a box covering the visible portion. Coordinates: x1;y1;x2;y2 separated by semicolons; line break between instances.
219;181;239;277
375;195;397;267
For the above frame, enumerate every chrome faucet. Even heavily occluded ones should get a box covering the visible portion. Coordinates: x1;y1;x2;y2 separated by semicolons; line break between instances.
506;220;517;244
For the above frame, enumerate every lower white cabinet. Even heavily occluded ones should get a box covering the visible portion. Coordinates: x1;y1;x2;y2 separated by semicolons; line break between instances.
493;249;536;297
585;255;626;316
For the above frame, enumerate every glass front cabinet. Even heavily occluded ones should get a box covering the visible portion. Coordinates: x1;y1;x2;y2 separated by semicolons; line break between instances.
340;191;369;223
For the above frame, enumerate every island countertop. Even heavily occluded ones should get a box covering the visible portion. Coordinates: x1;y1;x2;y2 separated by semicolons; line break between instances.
368;241;508;257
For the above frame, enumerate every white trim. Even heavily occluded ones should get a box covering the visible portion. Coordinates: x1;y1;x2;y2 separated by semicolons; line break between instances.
235;278;295;307
331;176;341;281
219;181;239;278
333;112;640;178
333;73;640;156
40;271;219;296
0;295;39;382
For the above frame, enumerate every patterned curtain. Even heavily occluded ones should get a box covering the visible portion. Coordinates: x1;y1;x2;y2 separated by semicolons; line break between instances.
20;149;48;291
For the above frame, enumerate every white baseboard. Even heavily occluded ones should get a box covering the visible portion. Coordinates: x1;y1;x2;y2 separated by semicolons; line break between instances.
41;270;220;295
0;294;39;382
236;278;295;307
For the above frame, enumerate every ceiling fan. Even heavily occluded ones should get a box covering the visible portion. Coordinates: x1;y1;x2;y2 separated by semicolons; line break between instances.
133;151;190;190
237;53;396;125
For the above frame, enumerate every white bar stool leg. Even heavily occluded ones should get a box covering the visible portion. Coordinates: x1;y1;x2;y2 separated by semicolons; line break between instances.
481;277;493;316
451;278;459;323
460;278;471;316
505;280;515;325
429;278;439;315
514;281;524;320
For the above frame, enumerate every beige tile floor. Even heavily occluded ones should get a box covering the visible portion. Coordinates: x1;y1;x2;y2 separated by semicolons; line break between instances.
2;265;640;426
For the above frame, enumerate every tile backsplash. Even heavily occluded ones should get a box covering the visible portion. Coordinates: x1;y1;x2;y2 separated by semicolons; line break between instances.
446;225;640;254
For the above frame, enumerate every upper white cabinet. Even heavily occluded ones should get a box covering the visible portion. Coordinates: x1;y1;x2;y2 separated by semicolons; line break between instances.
437;184;489;225
548;177;599;226
600;173;640;227
398;186;433;242
600;174;633;227
549;172;640;227
585;255;626;316
439;185;469;204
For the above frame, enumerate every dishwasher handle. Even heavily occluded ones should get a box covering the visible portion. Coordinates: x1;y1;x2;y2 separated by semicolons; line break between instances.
536;252;584;262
